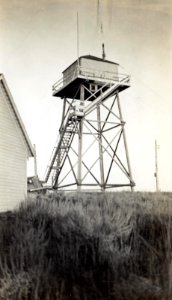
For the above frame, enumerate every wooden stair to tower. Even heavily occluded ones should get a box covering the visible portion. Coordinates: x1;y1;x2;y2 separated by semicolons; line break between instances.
56;122;76;169
44;118;77;186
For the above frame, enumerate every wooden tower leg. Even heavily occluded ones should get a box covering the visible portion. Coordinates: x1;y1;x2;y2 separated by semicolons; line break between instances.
77;85;84;191
77;120;83;191
97;104;105;190
116;93;134;191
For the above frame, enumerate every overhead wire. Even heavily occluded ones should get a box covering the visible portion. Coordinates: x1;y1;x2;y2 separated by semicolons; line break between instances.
1;6;46;70
116;62;169;121
120;64;167;102
1;4;64;134
96;1;166;107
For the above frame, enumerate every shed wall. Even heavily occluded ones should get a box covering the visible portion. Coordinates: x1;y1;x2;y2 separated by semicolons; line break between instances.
63;58;119;87
0;82;27;212
63;62;77;86
80;58;118;74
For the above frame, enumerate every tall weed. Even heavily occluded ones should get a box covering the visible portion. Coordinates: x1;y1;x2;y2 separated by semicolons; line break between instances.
0;191;172;299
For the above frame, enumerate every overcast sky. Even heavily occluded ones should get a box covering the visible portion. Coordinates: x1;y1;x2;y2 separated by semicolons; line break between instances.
0;0;172;191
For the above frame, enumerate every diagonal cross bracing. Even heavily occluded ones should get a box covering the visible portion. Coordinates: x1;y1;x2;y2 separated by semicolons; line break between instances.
45;67;134;190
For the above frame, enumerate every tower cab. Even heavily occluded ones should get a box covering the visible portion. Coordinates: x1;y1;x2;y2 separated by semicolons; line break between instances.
52;55;130;102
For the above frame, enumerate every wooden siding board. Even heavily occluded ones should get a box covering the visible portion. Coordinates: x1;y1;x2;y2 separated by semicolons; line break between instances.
0;75;34;157
0;80;28;212
81;57;118;74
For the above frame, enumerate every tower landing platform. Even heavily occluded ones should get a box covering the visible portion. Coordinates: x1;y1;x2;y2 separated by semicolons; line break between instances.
52;64;130;101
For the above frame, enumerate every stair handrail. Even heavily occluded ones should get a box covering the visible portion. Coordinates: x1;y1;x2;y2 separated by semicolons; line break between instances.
44;115;74;183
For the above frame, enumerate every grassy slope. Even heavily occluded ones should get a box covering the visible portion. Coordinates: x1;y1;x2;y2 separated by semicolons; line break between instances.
0;191;172;300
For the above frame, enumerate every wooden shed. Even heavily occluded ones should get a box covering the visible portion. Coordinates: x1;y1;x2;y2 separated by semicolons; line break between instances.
52;55;130;100
63;55;119;86
0;74;34;212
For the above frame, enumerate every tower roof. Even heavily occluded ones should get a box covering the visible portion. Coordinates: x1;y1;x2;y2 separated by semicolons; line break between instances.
62;55;119;73
0;73;34;157
80;55;119;65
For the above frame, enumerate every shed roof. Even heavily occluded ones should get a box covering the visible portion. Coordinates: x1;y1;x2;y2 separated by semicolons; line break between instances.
80;55;119;65
62;55;119;73
0;74;34;157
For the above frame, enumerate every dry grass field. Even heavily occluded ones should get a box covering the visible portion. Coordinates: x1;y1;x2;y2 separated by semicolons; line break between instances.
0;191;172;300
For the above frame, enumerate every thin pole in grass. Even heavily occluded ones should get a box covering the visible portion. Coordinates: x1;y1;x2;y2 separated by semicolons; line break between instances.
154;140;160;193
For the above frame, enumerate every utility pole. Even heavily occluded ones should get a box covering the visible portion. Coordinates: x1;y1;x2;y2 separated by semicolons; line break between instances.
154;140;160;192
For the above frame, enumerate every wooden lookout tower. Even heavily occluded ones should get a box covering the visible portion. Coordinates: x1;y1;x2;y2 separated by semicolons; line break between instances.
44;54;135;191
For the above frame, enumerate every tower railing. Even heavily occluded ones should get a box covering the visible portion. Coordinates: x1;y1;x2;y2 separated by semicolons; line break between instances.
52;65;130;94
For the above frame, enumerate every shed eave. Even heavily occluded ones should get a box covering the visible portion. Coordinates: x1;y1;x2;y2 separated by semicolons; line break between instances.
80;55;119;65
0;73;35;157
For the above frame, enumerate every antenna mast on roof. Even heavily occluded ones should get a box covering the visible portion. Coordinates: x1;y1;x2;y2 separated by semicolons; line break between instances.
97;1;106;60
97;0;100;28
102;43;106;60
77;12;79;65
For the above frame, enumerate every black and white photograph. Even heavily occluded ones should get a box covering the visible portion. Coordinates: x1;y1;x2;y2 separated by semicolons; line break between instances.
0;1;172;299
